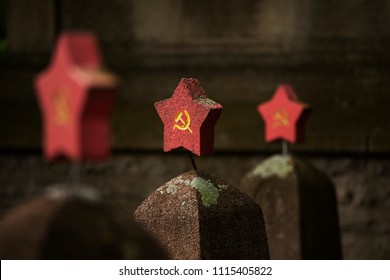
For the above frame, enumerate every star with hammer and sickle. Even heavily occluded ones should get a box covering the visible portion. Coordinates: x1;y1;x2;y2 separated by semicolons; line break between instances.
257;84;310;143
155;78;223;156
35;32;117;161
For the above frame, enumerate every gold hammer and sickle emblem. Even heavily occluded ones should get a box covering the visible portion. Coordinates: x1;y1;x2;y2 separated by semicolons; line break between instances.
53;89;71;125
273;110;289;127
173;110;192;133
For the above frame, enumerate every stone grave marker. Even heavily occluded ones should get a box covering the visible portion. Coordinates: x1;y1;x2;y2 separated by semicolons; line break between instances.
0;187;167;259
240;84;342;259
135;78;270;259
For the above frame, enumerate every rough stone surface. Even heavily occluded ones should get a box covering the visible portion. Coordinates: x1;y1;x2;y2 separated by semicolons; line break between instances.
240;155;342;259
0;186;166;259
134;170;270;260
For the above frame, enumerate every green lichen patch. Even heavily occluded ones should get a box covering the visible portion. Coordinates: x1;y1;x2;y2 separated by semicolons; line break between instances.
196;97;218;106
193;94;220;109
156;186;165;194
190;177;220;207
170;175;191;186
157;174;200;196
250;155;293;179
166;184;178;195
157;171;229;206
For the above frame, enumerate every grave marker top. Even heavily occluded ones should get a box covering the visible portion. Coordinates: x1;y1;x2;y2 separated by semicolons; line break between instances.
257;84;309;144
35;32;117;161
154;78;223;156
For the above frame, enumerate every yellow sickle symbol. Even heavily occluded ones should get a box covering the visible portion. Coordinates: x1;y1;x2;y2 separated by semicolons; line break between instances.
53;89;71;125
173;110;193;133
273;110;289;127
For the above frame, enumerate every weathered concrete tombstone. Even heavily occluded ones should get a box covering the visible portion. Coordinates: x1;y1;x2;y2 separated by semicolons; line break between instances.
135;78;270;259
0;187;167;259
240;84;342;259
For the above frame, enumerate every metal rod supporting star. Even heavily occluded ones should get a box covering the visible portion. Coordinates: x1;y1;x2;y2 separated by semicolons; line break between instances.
69;163;82;186
189;152;198;170
282;140;288;156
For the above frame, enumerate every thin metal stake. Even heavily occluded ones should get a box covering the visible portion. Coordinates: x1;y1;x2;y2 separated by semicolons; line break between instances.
70;162;81;186
282;140;288;156
189;152;198;170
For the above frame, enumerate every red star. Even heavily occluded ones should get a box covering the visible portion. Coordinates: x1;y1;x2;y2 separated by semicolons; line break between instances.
35;32;117;162
155;78;223;156
257;84;309;143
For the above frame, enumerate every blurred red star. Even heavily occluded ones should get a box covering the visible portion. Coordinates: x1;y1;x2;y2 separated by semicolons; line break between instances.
155;78;223;156
257;84;309;143
35;32;117;162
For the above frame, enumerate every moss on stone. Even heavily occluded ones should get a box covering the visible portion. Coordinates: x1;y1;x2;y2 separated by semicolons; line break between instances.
196;97;218;107
190;177;220;207
157;186;165;194
250;155;293;179
170;176;191;186
166;185;178;195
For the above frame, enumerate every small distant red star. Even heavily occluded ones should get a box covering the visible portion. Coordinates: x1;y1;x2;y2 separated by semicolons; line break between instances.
257;84;309;143
155;78;223;156
35;32;117;162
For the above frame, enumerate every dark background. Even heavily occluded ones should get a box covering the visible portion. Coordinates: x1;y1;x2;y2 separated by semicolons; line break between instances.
0;0;389;259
